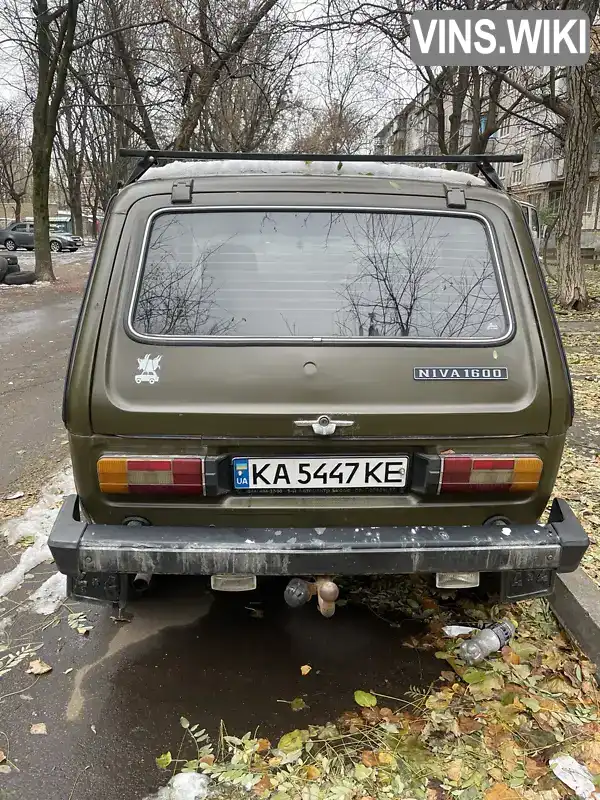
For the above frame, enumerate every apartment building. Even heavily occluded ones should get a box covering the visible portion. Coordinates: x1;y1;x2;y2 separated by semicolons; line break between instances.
375;78;600;247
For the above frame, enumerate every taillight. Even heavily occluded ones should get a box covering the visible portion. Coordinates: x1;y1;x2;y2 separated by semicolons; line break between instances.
412;454;543;495
97;457;204;495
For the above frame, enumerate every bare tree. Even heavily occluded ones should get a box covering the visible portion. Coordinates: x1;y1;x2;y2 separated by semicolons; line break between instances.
30;0;81;279
0;104;33;222
54;85;88;237
485;1;600;309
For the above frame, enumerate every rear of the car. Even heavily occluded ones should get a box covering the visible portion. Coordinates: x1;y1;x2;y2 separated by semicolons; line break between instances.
50;160;587;608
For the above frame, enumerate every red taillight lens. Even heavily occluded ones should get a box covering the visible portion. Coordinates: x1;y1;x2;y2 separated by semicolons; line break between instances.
97;457;204;495
412;454;543;494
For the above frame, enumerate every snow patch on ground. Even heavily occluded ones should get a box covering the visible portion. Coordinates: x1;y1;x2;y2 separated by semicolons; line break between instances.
30;571;68;614
142;773;209;800
0;462;74;599
139;158;486;186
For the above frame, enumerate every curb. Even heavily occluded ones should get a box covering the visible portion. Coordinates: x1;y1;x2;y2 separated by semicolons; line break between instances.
550;569;600;668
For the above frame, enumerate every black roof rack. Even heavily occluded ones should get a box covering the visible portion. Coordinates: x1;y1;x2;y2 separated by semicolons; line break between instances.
118;149;524;191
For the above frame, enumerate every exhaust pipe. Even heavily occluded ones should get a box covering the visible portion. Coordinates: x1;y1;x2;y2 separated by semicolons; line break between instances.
133;572;153;592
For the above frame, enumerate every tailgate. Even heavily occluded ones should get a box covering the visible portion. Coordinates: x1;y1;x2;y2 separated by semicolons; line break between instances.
91;202;549;440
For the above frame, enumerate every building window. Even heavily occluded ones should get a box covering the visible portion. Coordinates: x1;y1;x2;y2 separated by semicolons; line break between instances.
549;189;562;212
511;167;523;185
498;117;511;138
584;184;596;214
531;135;559;163
516;121;527;137
495;161;506;179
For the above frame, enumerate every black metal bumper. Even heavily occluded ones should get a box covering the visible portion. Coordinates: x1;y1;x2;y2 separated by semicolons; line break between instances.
49;495;588;578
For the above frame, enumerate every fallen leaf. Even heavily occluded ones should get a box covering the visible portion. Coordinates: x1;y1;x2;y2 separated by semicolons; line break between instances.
4;491;24;500
253;776;272;796
408;717;427;734
156;752;172;769
256;738;271;754
499;740;522;772
484;724;512;749
302;765;320;780
26;659;52;675
463;668;487;685
354;763;372;782
425;782;447;800
277;730;303;753
360;707;381;724
290;697;307;712
300;665;312;676
581;741;600;761
458;715;483;735
30;723;47;735
376;751;397;767
525;757;547;780
469;673;505;701
502;646;521;665
447;759;463;782
0;765;11;774
199;754;215;766
64;668;73;675
354;690;377;707
522;697;541;713
90;725;96;734
484;784;523;800
0;751;5;763
361;750;378;767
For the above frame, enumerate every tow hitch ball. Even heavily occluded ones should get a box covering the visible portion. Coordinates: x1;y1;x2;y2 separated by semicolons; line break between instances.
284;577;340;617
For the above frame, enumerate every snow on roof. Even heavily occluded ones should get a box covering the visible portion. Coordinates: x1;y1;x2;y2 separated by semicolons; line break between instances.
137;158;486;186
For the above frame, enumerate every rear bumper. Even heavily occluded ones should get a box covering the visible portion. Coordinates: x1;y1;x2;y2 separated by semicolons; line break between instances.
49;495;588;578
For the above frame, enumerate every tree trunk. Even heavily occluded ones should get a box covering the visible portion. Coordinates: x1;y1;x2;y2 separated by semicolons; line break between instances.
31;130;54;281
555;65;593;310
70;179;84;239
14;196;21;222
91;201;98;240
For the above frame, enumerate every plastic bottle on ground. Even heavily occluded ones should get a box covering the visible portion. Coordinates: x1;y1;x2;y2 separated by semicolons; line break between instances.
458;620;516;665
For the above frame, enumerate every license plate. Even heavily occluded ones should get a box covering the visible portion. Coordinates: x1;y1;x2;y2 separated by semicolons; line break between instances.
232;456;408;491
501;569;555;601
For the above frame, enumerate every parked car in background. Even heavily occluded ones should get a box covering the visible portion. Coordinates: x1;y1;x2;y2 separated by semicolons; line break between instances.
0;222;80;252
49;219;83;248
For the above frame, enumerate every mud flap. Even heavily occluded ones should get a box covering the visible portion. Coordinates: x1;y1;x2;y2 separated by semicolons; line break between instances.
501;569;555;602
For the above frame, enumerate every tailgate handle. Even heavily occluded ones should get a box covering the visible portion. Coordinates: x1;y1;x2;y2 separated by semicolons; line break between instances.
294;416;354;436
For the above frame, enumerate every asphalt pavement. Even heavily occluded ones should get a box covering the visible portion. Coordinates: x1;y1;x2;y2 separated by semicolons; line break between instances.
0;249;441;800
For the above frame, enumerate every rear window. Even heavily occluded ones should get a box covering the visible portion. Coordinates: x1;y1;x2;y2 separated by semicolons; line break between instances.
130;210;509;341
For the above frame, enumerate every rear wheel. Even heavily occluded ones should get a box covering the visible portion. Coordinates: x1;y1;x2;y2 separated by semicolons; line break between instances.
50;240;62;253
4;239;16;251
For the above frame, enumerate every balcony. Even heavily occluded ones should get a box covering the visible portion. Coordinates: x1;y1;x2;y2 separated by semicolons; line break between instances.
527;158;564;185
526;156;600;186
